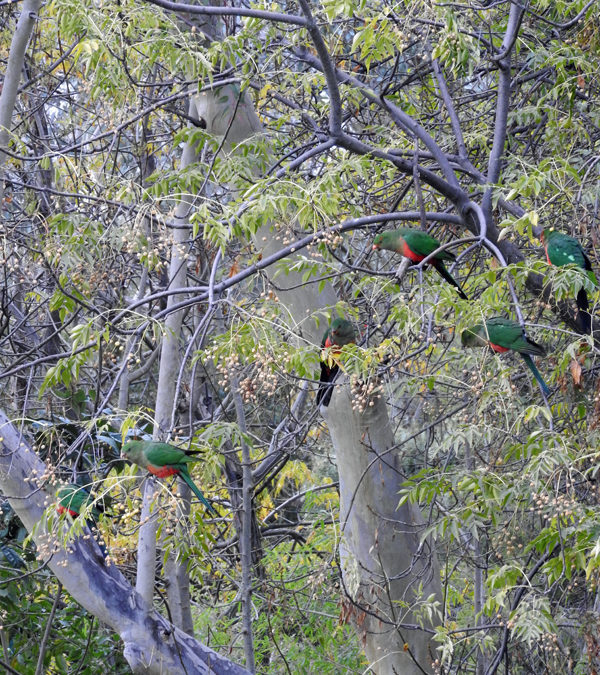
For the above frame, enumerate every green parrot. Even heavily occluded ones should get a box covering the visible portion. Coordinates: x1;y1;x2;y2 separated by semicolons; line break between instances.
541;227;596;334
461;317;550;396
317;318;356;407
57;483;101;519
122;440;216;514
56;483;107;557
373;228;468;299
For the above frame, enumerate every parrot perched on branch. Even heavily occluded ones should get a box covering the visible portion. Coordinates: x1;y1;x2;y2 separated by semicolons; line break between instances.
56;483;108;557
461;317;550;396
317;318;356;408
122;440;216;515
541;227;596;334
373;228;468;299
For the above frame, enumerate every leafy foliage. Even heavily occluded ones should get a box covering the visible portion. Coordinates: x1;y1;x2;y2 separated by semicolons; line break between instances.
2;0;600;671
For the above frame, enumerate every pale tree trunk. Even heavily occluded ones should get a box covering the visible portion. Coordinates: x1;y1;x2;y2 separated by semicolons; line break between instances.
136;101;201;633
194;86;441;674
0;0;44;414
118;111;154;413
0;411;249;675
325;388;441;673
0;0;43;206
194;87;338;340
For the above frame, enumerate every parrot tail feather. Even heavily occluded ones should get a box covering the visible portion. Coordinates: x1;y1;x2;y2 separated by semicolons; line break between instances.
521;354;550;397
317;363;338;407
433;263;468;300
181;472;217;515
576;287;592;334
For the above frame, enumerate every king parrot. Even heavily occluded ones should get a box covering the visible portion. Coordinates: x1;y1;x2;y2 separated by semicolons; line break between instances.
541;227;596;334
372;228;468;299
56;483;107;556
122;440;216;514
317;318;356;408
461;317;550;396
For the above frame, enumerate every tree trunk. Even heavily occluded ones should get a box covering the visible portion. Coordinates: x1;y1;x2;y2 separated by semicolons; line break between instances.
136;101;201;631
0;0;43;205
326;384;441;673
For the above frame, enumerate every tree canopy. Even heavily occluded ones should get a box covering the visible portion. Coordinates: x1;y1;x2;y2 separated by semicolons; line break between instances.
1;0;600;672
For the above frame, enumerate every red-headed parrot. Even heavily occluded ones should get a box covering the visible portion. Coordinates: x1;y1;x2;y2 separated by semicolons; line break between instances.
541;228;596;334
317;318;356;407
373;228;468;299
461;317;550;396
56;483;107;556
122;440;216;514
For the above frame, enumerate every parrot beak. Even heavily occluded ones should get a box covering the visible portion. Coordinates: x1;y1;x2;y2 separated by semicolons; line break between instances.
372;244;379;250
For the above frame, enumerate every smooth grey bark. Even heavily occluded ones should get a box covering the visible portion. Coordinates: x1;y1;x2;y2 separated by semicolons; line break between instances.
194;88;338;343
0;410;250;675
153;105;200;438
136;101;200;629
164;482;194;635
135;478;160;607
0;0;43;207
325;387;441;674
481;1;525;221
194;86;441;674
0;0;44;415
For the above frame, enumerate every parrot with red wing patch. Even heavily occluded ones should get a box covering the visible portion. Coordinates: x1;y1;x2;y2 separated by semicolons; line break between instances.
56;483;108;557
373;228;468;299
317;318;356;408
461;317;550;396
541;227;596;334
122;440;216;515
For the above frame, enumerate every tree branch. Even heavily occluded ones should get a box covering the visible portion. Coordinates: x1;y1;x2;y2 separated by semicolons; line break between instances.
231;375;256;673
142;0;306;26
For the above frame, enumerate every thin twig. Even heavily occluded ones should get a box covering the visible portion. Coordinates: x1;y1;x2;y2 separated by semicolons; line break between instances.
231;374;255;673
34;582;62;675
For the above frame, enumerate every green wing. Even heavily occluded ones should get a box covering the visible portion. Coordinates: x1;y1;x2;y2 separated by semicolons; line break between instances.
144;442;199;467
144;442;186;466
401;229;454;261
58;485;100;519
485;318;545;356
58;485;89;512
484;318;523;346
547;234;589;269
